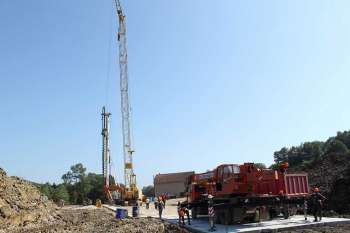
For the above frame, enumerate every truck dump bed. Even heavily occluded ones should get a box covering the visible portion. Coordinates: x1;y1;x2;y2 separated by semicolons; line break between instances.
256;171;308;196
283;173;309;195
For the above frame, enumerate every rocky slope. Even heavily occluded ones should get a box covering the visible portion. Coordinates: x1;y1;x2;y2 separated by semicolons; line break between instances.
0;168;58;230
290;153;350;213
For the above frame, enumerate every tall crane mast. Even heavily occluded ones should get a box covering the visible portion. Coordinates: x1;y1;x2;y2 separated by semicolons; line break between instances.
114;0;138;199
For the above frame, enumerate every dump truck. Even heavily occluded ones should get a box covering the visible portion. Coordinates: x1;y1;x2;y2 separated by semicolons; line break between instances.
184;163;309;224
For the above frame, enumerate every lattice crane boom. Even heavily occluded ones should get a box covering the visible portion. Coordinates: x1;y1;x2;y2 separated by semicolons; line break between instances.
114;0;137;198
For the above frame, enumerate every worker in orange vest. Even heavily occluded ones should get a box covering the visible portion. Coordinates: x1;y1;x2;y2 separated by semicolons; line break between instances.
178;207;185;226
158;198;164;220
310;187;326;222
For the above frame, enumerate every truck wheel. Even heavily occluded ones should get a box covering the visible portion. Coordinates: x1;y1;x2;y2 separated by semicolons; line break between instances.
191;207;197;219
214;209;222;224
269;208;277;219
253;209;261;222
283;209;290;219
222;209;232;225
290;207;297;216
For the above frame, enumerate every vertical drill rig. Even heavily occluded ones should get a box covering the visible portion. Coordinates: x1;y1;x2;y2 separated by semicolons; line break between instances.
101;107;112;201
101;107;121;202
101;106;111;190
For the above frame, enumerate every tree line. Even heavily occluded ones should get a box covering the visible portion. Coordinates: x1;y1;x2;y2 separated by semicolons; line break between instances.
273;130;350;170
38;163;155;205
38;163;111;205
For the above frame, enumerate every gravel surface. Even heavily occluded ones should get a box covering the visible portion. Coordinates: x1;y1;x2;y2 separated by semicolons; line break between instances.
1;207;190;233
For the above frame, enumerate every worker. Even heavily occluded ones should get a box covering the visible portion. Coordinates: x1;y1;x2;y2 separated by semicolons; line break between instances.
178;207;185;226
154;197;158;209
58;199;65;208
177;202;183;225
185;204;191;225
208;194;216;231
158;199;164;220
146;198;150;209
310;187;326;222
162;195;166;209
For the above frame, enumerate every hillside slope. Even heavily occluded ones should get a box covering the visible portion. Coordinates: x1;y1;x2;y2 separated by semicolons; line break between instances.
0;168;58;229
273;130;350;213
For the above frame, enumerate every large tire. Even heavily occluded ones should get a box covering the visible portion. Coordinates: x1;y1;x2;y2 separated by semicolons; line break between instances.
253;209;261;222
269;208;277;219
290;206;298;216
283;207;290;219
214;209;222;224
219;209;232;225
191;207;198;219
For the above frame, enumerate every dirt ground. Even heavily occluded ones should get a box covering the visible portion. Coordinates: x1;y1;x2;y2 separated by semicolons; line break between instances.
0;207;190;233
0;168;58;229
280;223;350;233
0;167;188;233
1;167;350;233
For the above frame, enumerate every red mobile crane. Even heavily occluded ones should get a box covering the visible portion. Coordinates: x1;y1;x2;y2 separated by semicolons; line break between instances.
185;163;309;224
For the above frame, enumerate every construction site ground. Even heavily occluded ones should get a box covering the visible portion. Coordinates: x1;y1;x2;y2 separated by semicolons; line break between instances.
1;169;349;233
105;198;350;233
1;205;189;233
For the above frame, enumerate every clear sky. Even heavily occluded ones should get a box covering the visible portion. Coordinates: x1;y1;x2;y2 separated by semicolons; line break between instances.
1;0;350;187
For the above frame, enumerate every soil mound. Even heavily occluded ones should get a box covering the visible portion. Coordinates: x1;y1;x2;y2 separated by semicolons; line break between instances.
0;167;57;230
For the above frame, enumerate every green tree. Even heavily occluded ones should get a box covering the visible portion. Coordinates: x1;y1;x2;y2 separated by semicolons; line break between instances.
61;163;89;204
62;163;86;184
335;131;350;149
142;185;154;197
40;183;53;199
273;141;324;169
274;147;289;164
39;163;116;205
52;184;70;203
254;163;266;169
324;139;348;155
85;173;106;203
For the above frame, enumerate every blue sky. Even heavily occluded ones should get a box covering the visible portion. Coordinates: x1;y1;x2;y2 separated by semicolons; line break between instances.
0;0;349;187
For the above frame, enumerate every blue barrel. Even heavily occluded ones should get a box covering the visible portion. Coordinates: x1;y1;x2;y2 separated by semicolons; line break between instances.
132;206;139;217
116;208;128;219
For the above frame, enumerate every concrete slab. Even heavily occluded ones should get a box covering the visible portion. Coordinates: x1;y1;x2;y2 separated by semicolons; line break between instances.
103;203;350;233
176;215;350;233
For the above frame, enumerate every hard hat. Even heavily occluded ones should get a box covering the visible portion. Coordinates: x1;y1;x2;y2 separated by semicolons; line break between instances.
314;187;320;192
280;162;289;169
208;194;213;199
